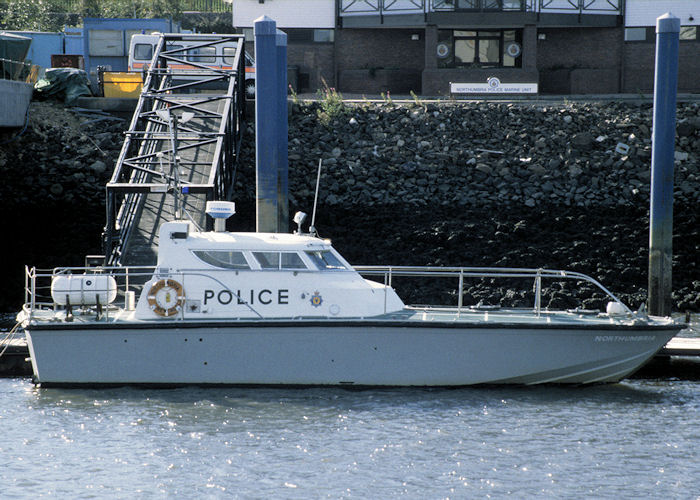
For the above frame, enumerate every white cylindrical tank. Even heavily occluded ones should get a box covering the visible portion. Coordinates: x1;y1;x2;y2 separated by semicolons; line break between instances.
51;275;118;306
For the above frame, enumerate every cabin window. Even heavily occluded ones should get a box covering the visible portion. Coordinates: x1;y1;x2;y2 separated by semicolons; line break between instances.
187;46;216;63
253;252;307;270
193;250;250;269
281;253;306;269
134;43;153;61
305;250;347;270
253;252;278;269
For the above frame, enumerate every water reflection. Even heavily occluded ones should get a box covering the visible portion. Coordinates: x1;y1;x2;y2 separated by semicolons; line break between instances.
24;380;689;416
2;377;699;498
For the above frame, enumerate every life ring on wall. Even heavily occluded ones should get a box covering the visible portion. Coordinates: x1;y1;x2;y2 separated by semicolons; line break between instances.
436;43;450;58
147;279;185;317
506;42;522;58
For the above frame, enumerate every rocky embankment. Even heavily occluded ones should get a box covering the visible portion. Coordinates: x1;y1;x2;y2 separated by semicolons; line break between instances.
0;102;122;311
0;99;698;312
277;101;700;210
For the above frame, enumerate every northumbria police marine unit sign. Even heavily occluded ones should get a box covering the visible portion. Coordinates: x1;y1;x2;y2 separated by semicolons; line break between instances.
451;77;538;94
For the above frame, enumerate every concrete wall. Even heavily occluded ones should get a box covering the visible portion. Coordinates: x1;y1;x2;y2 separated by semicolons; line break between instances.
244;35;334;93
287;41;335;92
336;28;424;93
537;27;622;94
233;0;334;28
623;39;700;93
341;68;422;94
625;0;699;26
0;80;32;127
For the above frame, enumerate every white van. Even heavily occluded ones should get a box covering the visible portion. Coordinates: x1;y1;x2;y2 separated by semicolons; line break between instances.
128;33;256;97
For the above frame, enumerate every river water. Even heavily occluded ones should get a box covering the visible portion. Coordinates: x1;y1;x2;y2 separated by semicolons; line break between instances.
1;320;699;498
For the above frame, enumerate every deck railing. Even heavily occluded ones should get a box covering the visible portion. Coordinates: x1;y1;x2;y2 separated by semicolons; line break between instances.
23;264;265;322
22;264;632;322
354;265;631;316
23;265;156;322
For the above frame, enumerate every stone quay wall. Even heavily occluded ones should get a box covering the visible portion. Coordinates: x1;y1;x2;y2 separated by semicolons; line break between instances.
0;99;698;312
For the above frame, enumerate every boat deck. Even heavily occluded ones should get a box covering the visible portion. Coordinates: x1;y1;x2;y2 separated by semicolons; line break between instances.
21;305;681;332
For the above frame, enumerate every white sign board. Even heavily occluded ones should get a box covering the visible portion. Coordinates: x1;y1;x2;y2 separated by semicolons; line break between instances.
451;77;538;94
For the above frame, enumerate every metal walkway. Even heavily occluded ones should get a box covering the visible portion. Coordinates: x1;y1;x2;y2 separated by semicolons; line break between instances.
104;33;246;266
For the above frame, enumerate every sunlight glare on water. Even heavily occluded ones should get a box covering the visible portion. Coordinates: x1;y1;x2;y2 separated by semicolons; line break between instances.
1;379;699;498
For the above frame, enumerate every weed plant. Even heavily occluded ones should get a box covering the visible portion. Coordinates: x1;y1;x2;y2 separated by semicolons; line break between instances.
316;78;346;126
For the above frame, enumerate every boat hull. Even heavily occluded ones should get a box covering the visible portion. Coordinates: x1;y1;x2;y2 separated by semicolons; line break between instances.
24;321;680;386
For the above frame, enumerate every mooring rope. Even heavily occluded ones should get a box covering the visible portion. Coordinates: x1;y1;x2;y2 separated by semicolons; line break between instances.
0;322;21;359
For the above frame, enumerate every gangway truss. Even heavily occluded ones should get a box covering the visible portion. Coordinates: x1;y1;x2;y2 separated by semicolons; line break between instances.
105;33;246;266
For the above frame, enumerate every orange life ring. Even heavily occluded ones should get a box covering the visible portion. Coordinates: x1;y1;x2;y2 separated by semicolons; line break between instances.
147;279;185;317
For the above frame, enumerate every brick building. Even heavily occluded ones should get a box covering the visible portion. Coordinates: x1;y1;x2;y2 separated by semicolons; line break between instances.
232;0;699;95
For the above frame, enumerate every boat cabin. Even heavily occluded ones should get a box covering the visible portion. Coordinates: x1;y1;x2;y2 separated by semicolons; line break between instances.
133;221;405;320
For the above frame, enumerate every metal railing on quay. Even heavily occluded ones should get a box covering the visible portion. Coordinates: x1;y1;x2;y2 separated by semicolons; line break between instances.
339;0;534;15
538;0;621;14
338;0;621;15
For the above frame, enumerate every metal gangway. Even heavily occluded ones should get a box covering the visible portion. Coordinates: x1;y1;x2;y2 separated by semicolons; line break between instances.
104;33;246;266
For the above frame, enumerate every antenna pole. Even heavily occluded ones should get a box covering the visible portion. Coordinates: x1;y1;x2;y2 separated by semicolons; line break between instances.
170;113;181;219
310;158;322;233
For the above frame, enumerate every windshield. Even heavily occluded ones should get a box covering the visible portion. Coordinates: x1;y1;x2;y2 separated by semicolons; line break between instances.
305;250;347;270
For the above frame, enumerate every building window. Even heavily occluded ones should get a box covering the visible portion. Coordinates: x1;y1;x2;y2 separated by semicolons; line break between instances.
625;26;694;42
437;29;521;68
313;29;334;43
680;26;697;40
624;27;648;42
285;29;335;44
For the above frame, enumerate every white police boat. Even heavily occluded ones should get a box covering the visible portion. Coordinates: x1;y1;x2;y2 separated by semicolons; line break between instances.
18;202;683;387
